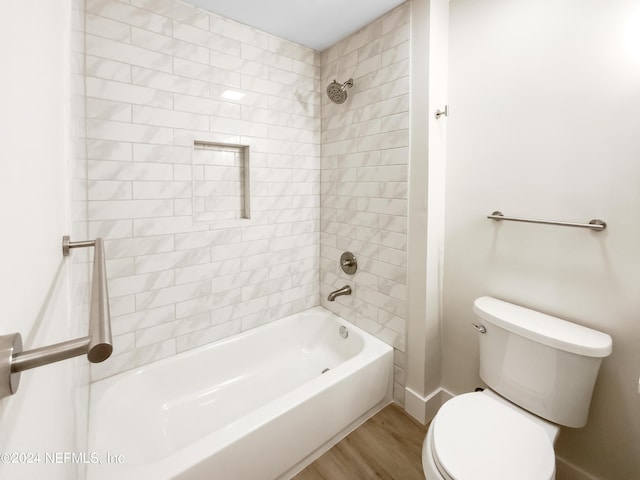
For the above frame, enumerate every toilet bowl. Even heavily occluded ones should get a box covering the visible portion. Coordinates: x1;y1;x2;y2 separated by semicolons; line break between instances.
422;296;612;480
422;389;558;480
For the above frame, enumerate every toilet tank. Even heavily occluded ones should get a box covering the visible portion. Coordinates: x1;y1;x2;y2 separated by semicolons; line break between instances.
473;296;612;428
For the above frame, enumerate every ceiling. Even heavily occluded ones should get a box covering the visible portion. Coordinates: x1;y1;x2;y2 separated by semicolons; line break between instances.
182;0;407;51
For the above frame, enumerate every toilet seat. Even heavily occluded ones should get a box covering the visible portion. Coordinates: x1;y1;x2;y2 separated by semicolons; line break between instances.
431;392;555;480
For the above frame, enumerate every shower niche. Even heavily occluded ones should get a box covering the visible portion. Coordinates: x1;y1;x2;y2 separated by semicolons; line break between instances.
192;140;251;225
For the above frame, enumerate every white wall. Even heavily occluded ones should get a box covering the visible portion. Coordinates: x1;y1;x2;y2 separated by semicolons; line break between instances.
0;0;87;478
443;0;640;478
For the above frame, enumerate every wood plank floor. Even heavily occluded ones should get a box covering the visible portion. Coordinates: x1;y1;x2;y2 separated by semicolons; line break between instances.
293;404;428;480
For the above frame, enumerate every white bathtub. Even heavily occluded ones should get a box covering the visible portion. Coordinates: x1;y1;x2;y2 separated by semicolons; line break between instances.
86;306;393;480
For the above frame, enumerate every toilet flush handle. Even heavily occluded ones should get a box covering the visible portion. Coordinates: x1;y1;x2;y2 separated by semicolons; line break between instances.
472;323;487;334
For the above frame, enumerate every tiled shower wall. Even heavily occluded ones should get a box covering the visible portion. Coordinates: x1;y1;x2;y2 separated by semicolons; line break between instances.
85;0;321;381
319;3;410;404
85;0;411;394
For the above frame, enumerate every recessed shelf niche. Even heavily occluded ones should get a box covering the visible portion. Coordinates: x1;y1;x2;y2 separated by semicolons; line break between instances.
192;141;250;225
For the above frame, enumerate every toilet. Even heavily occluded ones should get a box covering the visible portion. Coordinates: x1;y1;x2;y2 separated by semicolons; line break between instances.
422;296;612;480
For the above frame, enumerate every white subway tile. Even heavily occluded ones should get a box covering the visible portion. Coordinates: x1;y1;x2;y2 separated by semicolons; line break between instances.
132;66;209;97
132;105;209;131
87;97;132;122
87;13;131;42
86;0;172;34
90;219;133;239
209;14;269;48
172;20;211;47
136;280;212;310
133;144;191;164
89;199;174;220
87;77;173;108
86;55;132;83
176;319;241;352
131;27;209;64
87;119;174;145
87;34;173;73
130;0;209;30
108;270;174;298
135;247;211;274
88;160;174;181
88;180;132;200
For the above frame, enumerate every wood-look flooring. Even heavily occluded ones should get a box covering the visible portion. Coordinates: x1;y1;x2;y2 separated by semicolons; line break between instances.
293;403;428;480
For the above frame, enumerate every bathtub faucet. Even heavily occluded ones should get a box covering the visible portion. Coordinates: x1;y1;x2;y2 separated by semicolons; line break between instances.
328;285;351;301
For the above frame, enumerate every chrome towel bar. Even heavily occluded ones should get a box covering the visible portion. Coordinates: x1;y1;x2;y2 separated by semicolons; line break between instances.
0;236;112;399
487;211;606;232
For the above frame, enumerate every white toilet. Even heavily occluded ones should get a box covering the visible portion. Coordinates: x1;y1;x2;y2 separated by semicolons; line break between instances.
422;296;612;480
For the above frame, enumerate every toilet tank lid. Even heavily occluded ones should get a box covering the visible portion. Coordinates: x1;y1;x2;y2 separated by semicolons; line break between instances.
473;296;612;358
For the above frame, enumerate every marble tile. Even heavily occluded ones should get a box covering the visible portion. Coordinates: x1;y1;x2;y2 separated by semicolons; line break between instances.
83;0;408;384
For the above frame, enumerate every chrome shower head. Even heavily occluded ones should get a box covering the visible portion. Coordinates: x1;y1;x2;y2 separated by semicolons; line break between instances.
326;78;354;104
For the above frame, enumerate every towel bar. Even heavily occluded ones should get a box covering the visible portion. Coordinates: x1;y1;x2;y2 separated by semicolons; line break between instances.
487;211;606;232
0;236;112;399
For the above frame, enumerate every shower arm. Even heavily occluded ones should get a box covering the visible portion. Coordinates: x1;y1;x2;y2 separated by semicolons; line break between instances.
0;236;113;400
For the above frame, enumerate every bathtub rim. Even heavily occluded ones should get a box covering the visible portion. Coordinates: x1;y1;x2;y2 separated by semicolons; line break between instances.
87;305;394;480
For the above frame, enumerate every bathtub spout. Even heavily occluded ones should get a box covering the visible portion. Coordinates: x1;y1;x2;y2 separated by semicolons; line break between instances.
328;285;351;301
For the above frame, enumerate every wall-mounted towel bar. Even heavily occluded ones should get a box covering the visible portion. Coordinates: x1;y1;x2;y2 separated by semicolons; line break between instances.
0;236;112;399
487;211;606;231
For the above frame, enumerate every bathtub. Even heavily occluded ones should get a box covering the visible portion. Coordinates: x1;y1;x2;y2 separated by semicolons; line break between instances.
86;306;394;480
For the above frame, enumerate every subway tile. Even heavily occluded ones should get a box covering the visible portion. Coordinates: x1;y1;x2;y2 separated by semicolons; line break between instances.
88;180;132;200
174;228;243;250
176;319;241;352
108;269;175;298
172;20;211;47
131;27;209;64
86;55;132;83
86;97;132;122
209;14;269;48
132;105;209;131
177;259;243;286
86;34;173;73
90;219;133;240
136;280;212;310
89;199;174;220
131;0;209;30
87;119;173;145
86;77;173;108
86;0;172;34
88;160;174;181
132;180;191;200
86;13;131;42
80;0;408;380
132;66;209;97
172;57;211;81
133;144;191;164
104;235;175;260
134;247;211;274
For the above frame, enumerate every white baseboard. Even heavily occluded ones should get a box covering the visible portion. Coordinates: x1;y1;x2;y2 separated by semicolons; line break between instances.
404;387;453;425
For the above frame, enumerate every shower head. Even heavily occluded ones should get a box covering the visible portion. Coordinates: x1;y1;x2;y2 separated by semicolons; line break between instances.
326;78;354;104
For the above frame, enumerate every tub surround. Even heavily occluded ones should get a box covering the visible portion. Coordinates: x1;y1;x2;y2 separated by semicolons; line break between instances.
319;2;411;405
84;0;411;406
85;0;322;381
